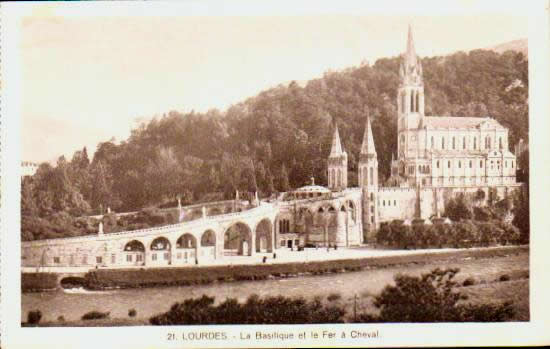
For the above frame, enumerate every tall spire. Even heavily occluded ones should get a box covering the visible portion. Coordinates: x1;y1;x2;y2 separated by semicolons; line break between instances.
360;114;376;157
405;24;417;68
330;124;344;157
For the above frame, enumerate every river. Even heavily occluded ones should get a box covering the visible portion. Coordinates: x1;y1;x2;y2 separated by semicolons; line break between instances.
22;252;528;323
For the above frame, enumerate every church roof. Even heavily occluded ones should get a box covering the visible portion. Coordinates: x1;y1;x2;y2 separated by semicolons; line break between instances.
360;115;376;156
422;116;504;130
330;124;346;157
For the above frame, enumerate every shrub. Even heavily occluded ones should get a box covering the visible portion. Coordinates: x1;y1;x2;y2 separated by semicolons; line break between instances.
128;308;137;318
81;311;110;321
150;294;346;325
27;310;42;325
327;292;342;302
462;277;476;287
357;268;515;322
57;315;65;322
499;274;511;282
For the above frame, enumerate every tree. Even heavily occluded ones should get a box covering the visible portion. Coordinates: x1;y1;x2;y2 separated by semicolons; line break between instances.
513;151;529;243
444;195;472;222
358;268;515;322
278;164;291;192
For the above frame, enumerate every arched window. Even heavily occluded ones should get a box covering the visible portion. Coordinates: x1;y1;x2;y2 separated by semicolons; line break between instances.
442;137;445;149
512;161;514;168
448;161;451;168
431;136;434;149
370;192;374;201
337;169;342;187
458;161;461;168
480;160;483;168
369;167;374;184
402;93;406;113
410;91;414;113
474;138;477;150
469;160;472;168
363;168;368;186
452;137;456;150
383;200;385;206
499;137;503;150
416;92;420;112
437;160;440;169
418;165;421;172
463;137;466;149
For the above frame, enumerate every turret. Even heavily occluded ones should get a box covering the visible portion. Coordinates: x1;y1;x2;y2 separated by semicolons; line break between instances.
359;114;379;239
327;124;348;191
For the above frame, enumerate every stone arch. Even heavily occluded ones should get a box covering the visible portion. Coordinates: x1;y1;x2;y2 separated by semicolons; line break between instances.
201;230;216;246
340;205;347;212
224;222;253;256
150;237;171;250
176;233;196;249
255;218;273;253
124;240;145;251
123;240;146;266
326;204;338;227
149;237;172;265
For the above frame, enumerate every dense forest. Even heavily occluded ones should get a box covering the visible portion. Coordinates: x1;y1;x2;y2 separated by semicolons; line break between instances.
21;48;529;241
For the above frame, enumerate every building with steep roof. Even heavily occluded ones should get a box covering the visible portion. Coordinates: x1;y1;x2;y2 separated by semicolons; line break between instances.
389;25;517;189
348;25;521;238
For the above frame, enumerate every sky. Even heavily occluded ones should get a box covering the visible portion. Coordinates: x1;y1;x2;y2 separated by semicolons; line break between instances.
19;1;528;163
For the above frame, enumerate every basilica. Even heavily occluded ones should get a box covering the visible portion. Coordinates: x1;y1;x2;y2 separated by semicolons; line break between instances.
21;27;523;270
325;25;520;239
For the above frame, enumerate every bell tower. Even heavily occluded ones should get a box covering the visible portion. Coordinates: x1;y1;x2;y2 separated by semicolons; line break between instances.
397;25;425;158
358;114;378;241
327;124;348;191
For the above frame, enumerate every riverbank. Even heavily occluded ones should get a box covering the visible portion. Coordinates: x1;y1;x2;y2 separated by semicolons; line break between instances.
23;248;529;326
21;245;527;292
84;245;529;290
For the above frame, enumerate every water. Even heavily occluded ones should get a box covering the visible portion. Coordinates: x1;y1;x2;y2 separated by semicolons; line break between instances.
22;253;527;323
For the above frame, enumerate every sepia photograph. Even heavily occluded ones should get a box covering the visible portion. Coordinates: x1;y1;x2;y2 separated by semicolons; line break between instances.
2;0;549;348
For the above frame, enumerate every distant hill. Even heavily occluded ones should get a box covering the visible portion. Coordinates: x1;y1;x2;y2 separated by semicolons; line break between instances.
485;39;527;56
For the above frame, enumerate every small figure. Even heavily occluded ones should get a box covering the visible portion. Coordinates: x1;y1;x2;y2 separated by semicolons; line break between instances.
273;253;277;259
262;256;267;263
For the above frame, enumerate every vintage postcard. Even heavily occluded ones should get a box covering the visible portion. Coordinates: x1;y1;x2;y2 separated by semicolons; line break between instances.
1;0;550;348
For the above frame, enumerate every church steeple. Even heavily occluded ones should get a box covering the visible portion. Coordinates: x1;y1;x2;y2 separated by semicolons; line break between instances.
327;123;348;190
405;24;417;69
330;125;344;157
360;115;377;158
397;24;425;149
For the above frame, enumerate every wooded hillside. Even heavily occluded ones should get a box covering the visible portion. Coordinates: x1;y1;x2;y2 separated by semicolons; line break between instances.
21;48;528;240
